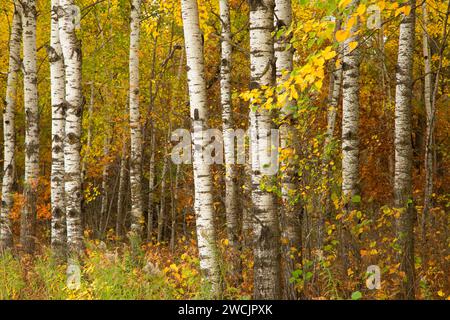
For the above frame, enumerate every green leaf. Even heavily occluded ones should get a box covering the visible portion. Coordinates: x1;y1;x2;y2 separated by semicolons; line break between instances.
351;291;362;300
352;195;361;203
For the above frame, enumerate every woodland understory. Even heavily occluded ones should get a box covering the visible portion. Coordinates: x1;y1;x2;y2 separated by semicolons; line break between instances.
0;0;449;300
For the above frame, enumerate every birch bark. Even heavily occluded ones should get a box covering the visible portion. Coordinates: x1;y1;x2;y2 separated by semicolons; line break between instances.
341;0;361;209
181;0;221;295
0;3;21;251
220;0;239;255
129;0;144;239
59;0;84;254
49;0;66;256
20;0;40;254
394;0;416;300
274;0;300;300
249;0;281;299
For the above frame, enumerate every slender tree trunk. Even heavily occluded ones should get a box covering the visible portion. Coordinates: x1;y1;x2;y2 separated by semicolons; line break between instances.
249;0;281;300
116;137;127;239
181;0;221;296
147;131;156;241
220;0;241;272
20;0;40;254
128;0;144;240
157;153;168;243
170;164;180;252
394;0;416;300
274;0;300;300
81;82;94;183
341;0;360;210
0;3;21;251
421;1;433;244
99;135;110;238
340;0;360;275
325;20;343;153
59;0;84;254
49;0;66;257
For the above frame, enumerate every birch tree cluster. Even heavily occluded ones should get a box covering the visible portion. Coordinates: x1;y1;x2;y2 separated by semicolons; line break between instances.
0;0;449;300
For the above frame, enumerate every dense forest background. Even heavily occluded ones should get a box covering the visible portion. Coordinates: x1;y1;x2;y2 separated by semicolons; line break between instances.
0;0;449;300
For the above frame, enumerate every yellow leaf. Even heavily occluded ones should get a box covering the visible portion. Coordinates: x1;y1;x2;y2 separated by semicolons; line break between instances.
323;47;337;60
336;29;350;42
403;5;411;16
339;0;352;9
356;4;366;16
348;41;358;51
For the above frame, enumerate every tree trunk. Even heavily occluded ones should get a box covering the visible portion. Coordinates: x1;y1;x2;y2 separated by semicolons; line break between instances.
220;0;241;270
129;0;144;239
274;0;300;300
325;20;343;153
147;131;156;241
116;137;127;240
0;2;21;251
157;153;168;243
59;0;84;255
49;0;66;257
100;135;110;238
181;0;221;296
421;1;433;244
170;164;180;252
394;0;416;300
341;0;360;210
249;0;281;300
20;0;40;254
340;0;360;275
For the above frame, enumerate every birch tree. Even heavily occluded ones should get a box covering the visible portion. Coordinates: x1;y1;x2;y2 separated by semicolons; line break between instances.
116;138;127;239
20;0;40;254
181;0;221;295
128;0;144;239
0;3;21;251
49;0;66;256
325;20;343;152
341;0;360;210
59;0;84;254
249;0;281;299
421;0;433;239
274;0;300;300
394;0;416;300
219;0;240;264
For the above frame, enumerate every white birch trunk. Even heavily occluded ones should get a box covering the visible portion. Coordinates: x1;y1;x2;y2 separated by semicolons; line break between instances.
220;0;240;256
181;0;220;295
394;0;416;300
341;0;361;208
147;131;156;241
421;1;433;240
129;0;144;239
249;0;281;299
274;0;300;300
59;0;84;254
0;3;21;251
49;0;66;257
325;20;343;152
116;137;127;239
20;0;40;254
